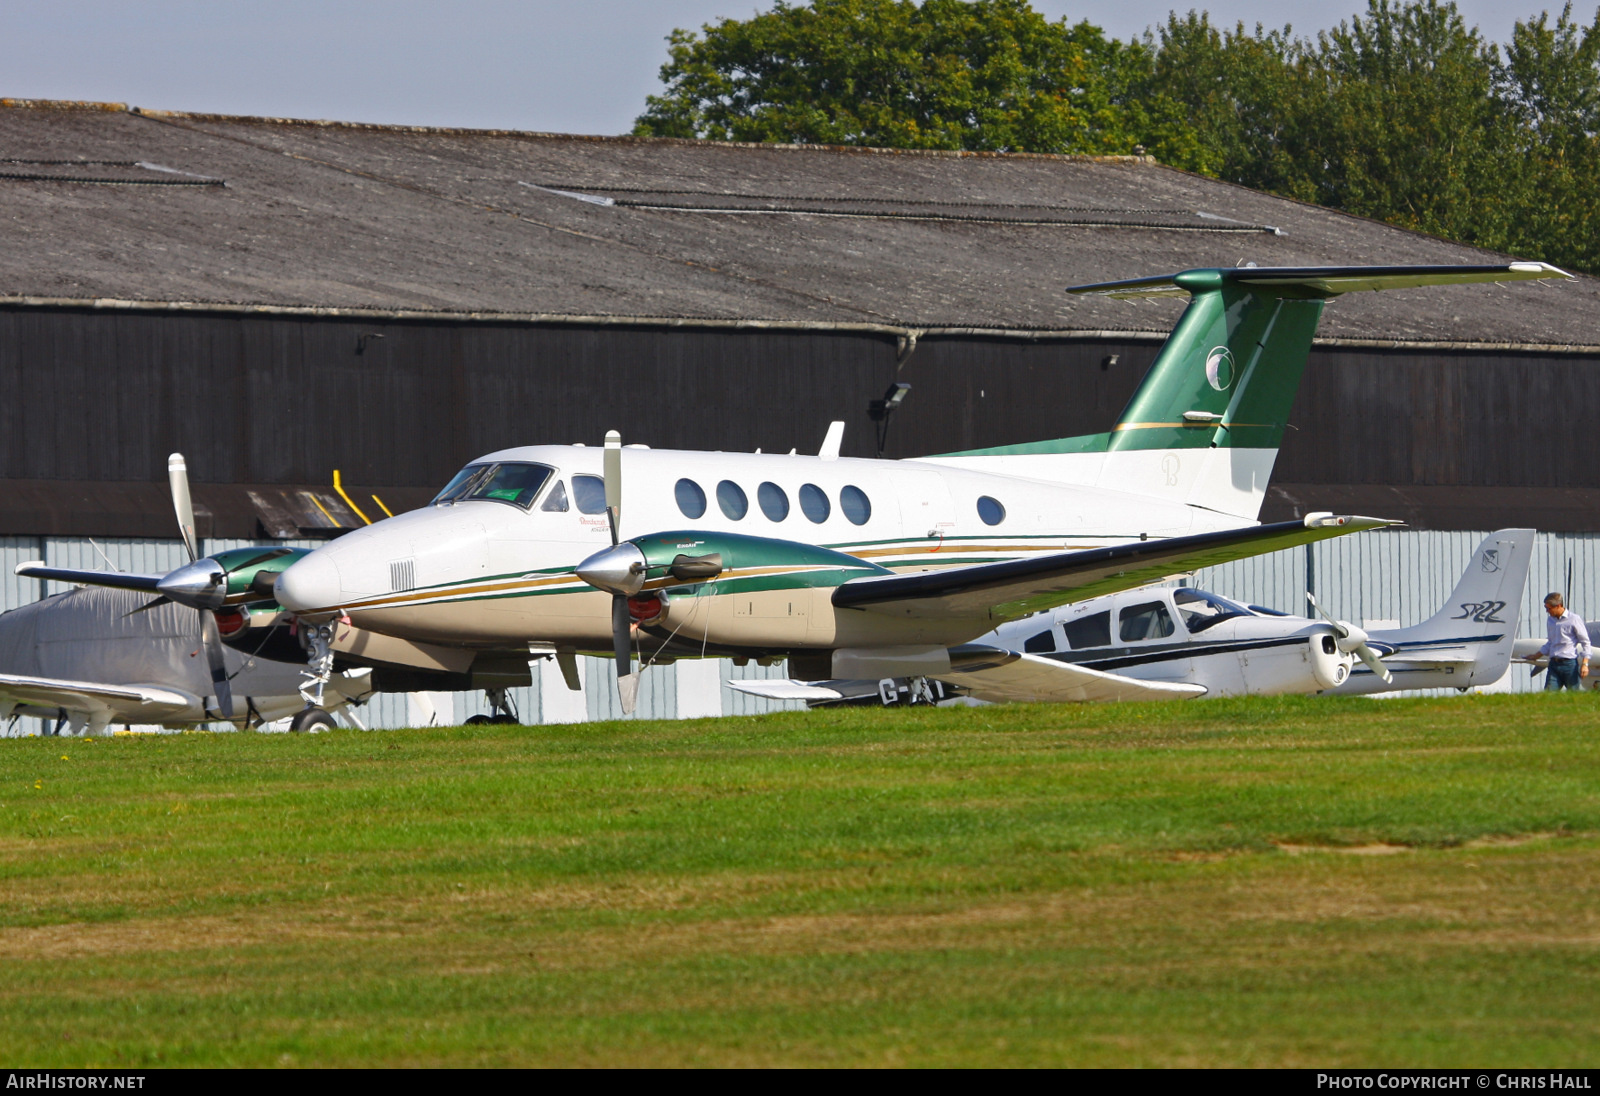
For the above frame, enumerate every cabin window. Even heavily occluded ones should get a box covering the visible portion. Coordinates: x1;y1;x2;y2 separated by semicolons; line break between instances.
675;478;707;519
717;480;748;520
540;480;569;512
430;461;555;511
758;482;790;522
977;496;1006;526
1119;601;1176;642
1174;587;1252;633
840;485;871;525
799;483;830;523
1023;628;1056;654
1063;611;1111;649
572;474;607;515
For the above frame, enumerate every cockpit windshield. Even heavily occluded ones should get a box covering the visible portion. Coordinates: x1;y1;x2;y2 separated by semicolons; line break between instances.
432;462;556;510
1173;587;1255;633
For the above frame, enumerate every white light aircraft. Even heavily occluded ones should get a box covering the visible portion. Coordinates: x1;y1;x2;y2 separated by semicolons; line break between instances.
19;264;1568;727
731;529;1535;705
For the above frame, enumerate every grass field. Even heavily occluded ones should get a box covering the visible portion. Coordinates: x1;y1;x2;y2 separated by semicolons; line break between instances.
0;693;1597;1067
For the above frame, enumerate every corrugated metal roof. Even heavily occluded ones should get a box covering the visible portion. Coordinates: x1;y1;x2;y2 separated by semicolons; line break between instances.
0;100;1592;344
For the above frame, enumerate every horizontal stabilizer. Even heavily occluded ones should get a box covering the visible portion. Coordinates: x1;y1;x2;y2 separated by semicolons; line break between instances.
1067;263;1570;299
834;514;1396;623
941;646;1206;703
13;562;163;593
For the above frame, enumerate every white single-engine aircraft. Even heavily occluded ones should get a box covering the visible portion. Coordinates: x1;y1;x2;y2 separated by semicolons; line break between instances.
730;529;1535;705
19;264;1568;728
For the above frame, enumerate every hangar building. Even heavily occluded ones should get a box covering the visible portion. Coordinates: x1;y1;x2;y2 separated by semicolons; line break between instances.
0;98;1595;724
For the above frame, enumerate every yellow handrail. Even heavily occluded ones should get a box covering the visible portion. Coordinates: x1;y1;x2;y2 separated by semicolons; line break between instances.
331;470;372;525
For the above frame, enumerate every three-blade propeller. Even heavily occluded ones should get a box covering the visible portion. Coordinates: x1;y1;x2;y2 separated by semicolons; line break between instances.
1306;592;1393;684
15;454;274;719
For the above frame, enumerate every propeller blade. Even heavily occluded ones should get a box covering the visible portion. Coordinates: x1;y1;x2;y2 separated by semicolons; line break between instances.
603;430;622;546
123;596;171;617
611;593;638;714
1355;643;1393;684
611;593;632;677
201;610;234;718
169;453;199;563
1304;591;1350;639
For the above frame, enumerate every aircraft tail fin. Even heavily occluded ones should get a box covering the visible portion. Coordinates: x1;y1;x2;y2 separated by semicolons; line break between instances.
927;265;1567;521
1369;529;1536;686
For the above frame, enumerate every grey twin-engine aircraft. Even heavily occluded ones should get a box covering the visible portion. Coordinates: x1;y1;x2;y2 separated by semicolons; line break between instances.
0;585;373;736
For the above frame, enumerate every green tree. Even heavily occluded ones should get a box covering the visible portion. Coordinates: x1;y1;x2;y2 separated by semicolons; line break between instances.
1132;13;1303;188
1495;4;1600;270
633;0;1147;154
1294;0;1511;245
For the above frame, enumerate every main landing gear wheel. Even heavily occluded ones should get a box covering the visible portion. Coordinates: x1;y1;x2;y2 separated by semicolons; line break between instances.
290;707;336;733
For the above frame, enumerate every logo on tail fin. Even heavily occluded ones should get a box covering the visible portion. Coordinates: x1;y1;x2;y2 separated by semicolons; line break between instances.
1205;347;1235;391
1481;549;1500;573
1453;600;1507;623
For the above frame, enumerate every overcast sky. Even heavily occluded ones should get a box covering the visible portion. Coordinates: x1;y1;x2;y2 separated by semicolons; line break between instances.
0;1;1562;136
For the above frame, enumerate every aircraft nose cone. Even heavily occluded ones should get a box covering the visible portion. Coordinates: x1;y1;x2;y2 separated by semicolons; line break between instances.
274;552;345;613
576;543;647;596
157;558;227;610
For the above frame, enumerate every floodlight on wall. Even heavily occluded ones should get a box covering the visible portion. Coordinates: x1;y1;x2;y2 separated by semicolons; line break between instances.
868;382;912;458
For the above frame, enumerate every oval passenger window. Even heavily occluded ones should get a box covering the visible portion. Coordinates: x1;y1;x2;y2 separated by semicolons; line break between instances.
840;485;871;526
675;478;706;519
717;480;748;520
977;496;1006;526
799;483;830;523
758;482;789;522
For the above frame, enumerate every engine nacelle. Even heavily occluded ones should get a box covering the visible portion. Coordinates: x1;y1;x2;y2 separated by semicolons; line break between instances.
1308;631;1354;691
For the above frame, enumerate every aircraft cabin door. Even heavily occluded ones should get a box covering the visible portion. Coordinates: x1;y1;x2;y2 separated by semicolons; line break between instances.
892;468;958;565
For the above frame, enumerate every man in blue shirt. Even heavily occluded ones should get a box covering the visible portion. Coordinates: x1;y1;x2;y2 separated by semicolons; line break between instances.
1540;592;1591;692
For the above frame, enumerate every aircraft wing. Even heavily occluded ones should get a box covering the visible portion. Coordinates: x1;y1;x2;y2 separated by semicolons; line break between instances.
13;562;163;593
0;673;198;722
833;514;1396;623
1067;263;1570;300
940;646;1207;703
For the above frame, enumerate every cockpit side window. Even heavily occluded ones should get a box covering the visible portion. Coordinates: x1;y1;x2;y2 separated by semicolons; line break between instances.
432;463;493;505
1063;611;1111;650
1173;587;1253;633
432;462;554;510
540;480;570;512
572;475;607;515
1119;601;1176;643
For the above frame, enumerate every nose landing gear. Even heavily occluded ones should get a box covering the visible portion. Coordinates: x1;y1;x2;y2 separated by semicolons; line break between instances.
291;618;340;732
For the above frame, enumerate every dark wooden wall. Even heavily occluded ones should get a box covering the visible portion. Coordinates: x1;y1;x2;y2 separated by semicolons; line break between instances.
1;306;1593;520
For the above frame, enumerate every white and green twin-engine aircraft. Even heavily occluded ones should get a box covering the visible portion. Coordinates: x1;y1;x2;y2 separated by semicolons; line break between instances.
19;264;1567;726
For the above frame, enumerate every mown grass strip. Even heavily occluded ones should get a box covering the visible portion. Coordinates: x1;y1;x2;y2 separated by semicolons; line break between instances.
0;694;1595;1066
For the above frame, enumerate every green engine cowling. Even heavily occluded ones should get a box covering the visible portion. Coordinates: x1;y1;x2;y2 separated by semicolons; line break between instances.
627;531;891;596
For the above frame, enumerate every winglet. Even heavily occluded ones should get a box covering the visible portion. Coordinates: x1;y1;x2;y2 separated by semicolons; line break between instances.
819;421;845;461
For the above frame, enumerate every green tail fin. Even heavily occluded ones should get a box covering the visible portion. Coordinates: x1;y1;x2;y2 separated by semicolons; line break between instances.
935;263;1566;462
1107;271;1322;453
